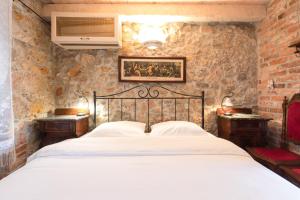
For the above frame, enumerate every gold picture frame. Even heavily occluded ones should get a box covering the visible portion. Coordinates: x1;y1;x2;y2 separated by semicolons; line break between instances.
118;56;186;83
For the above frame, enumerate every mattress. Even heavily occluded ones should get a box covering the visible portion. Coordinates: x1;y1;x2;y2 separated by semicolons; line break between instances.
0;135;299;200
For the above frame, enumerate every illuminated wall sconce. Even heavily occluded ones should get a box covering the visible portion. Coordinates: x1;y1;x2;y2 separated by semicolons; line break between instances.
137;25;167;50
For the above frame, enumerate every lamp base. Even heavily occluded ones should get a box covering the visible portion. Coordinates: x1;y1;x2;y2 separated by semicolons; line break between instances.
224;112;233;116
77;112;87;116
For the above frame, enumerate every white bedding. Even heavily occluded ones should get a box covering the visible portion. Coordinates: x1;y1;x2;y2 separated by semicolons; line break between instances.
0;135;299;200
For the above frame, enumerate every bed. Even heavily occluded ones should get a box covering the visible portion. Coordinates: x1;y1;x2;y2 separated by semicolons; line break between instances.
0;85;299;200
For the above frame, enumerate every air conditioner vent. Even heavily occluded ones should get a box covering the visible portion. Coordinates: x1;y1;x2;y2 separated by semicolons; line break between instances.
51;12;122;49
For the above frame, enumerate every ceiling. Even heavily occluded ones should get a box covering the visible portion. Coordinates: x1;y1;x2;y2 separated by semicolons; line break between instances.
40;0;269;22
40;0;270;5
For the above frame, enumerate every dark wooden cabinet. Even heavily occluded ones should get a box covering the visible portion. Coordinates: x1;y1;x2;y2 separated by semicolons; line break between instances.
37;115;89;147
217;108;271;149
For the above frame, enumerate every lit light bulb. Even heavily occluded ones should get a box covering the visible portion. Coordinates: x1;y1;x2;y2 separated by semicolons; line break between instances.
147;44;158;50
137;25;167;49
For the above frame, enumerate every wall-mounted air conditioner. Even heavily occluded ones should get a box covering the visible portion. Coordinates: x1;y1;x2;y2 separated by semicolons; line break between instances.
51;12;122;49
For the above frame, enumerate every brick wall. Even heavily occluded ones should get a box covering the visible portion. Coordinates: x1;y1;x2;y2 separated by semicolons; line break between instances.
257;0;300;153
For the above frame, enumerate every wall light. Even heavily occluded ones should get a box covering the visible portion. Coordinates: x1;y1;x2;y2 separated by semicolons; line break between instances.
137;25;167;49
288;0;300;56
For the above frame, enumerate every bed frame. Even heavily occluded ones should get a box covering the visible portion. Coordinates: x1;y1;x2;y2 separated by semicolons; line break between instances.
93;84;205;132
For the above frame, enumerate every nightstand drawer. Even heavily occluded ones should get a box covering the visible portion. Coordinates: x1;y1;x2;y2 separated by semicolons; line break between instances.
42;135;73;146
217;110;271;148
232;120;260;129
38;115;89;147
231;128;260;136
44;121;74;132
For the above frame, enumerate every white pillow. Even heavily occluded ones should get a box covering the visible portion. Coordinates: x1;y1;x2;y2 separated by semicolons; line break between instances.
86;121;146;137
150;121;208;136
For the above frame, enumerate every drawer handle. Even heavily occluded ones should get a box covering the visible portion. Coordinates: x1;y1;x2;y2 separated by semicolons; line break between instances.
80;37;90;41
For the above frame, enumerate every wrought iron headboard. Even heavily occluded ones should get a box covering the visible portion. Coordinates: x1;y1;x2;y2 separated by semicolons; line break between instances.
93;85;205;132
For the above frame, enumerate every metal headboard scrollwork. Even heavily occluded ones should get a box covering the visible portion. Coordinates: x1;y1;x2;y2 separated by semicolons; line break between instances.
93;85;205;132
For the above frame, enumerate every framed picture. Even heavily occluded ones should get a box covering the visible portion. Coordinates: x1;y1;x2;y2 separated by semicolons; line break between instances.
118;56;186;83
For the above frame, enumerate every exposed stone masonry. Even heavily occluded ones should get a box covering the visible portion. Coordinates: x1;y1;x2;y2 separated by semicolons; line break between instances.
11;1;56;167
55;22;258;134
5;0;300;178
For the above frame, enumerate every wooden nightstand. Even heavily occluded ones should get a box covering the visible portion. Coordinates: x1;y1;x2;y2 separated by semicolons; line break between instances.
37;108;89;147
217;108;272;149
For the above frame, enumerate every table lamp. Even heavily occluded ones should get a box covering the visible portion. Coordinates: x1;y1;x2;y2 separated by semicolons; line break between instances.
77;95;90;116
221;93;234;116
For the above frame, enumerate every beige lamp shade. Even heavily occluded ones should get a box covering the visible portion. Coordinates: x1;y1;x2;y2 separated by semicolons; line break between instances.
221;93;234;115
222;97;233;107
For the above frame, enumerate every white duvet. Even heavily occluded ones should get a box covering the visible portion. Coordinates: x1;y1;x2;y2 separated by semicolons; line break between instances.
0;135;299;200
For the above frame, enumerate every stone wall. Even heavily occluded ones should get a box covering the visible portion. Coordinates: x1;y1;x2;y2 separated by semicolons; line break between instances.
11;1;56;166
5;0;300;178
257;0;300;153
55;22;258;134
8;4;259;171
